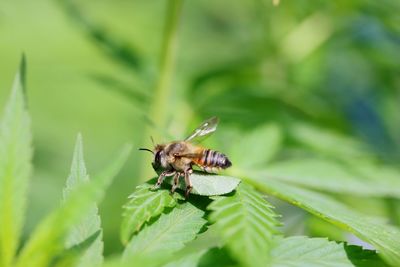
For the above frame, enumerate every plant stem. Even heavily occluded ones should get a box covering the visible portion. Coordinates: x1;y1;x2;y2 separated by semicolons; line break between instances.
150;0;183;132
139;0;184;182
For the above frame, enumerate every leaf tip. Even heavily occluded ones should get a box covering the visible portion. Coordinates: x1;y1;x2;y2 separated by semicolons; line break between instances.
15;53;27;101
72;132;85;168
75;132;83;148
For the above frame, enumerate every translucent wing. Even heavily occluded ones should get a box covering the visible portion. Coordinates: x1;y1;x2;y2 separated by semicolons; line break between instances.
185;116;219;143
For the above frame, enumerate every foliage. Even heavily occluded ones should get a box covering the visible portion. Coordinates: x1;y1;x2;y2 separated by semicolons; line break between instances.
250;159;400;197
208;183;279;267
14;142;130;267
248;178;400;267
1;0;400;267
123;202;206;260
121;183;177;244
62;134;104;267
0;60;130;266
0;56;32;267
270;236;388;267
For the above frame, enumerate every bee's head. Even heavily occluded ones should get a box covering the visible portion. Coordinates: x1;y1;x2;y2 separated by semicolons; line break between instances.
139;144;168;171
153;144;168;170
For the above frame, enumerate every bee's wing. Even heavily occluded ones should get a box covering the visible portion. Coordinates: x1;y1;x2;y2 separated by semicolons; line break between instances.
185;116;219;143
174;153;202;158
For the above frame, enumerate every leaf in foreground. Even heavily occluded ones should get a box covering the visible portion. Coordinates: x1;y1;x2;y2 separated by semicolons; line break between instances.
163;250;207;267
123;202;206;260
52;230;101;267
121;184;177;244
106;226;226;267
166;172;241;196
0;56;32;267
250;178;400;267
62;134;103;267
15;145;131;267
208;183;280;267
271;236;387;267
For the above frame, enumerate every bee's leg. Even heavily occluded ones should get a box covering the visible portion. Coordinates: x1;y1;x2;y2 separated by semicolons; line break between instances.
153;170;175;190
184;168;193;199
170;172;181;194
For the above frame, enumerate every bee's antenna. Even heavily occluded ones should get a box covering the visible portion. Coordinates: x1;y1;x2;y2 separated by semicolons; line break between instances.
139;148;154;154
150;136;155;146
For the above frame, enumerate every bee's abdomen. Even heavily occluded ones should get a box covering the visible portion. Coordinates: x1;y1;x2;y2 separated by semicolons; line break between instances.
199;149;232;172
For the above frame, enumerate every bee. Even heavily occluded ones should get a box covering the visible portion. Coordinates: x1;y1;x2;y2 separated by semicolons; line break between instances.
140;117;232;198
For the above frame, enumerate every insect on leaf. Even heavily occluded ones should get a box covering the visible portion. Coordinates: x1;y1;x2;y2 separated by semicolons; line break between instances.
0;56;32;267
208;183;280;267
121;184;177;244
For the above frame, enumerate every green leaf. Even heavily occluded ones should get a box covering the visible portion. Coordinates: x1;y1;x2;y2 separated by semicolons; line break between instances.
386;198;400;226
0;56;32;267
102;254;162;267
208;183;280;267
104;224;222;267
121;184;177;244
348;162;400;198
197;247;237;267
289;122;371;159
252;159;400;198
15;145;131;267
166;172;241;196
58;0;144;73
344;244;390;267
174;224;223;255
249;178;400;267
90;74;149;108
230;124;281;168
136;225;223;267
52;230;101;267
162;250;207;267
62;134;103;267
123;202;206;259
270;236;387;267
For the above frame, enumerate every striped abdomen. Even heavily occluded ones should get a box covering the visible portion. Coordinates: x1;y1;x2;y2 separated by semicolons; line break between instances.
196;149;232;173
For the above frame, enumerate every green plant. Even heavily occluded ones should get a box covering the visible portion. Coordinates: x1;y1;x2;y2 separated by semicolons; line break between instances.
0;58;131;267
2;52;400;267
2;0;400;266
119;124;400;267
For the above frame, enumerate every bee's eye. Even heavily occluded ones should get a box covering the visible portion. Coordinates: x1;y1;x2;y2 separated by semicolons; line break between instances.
152;151;162;171
154;151;161;164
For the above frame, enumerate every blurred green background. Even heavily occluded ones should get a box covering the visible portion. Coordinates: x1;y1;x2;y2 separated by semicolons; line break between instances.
1;0;399;255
